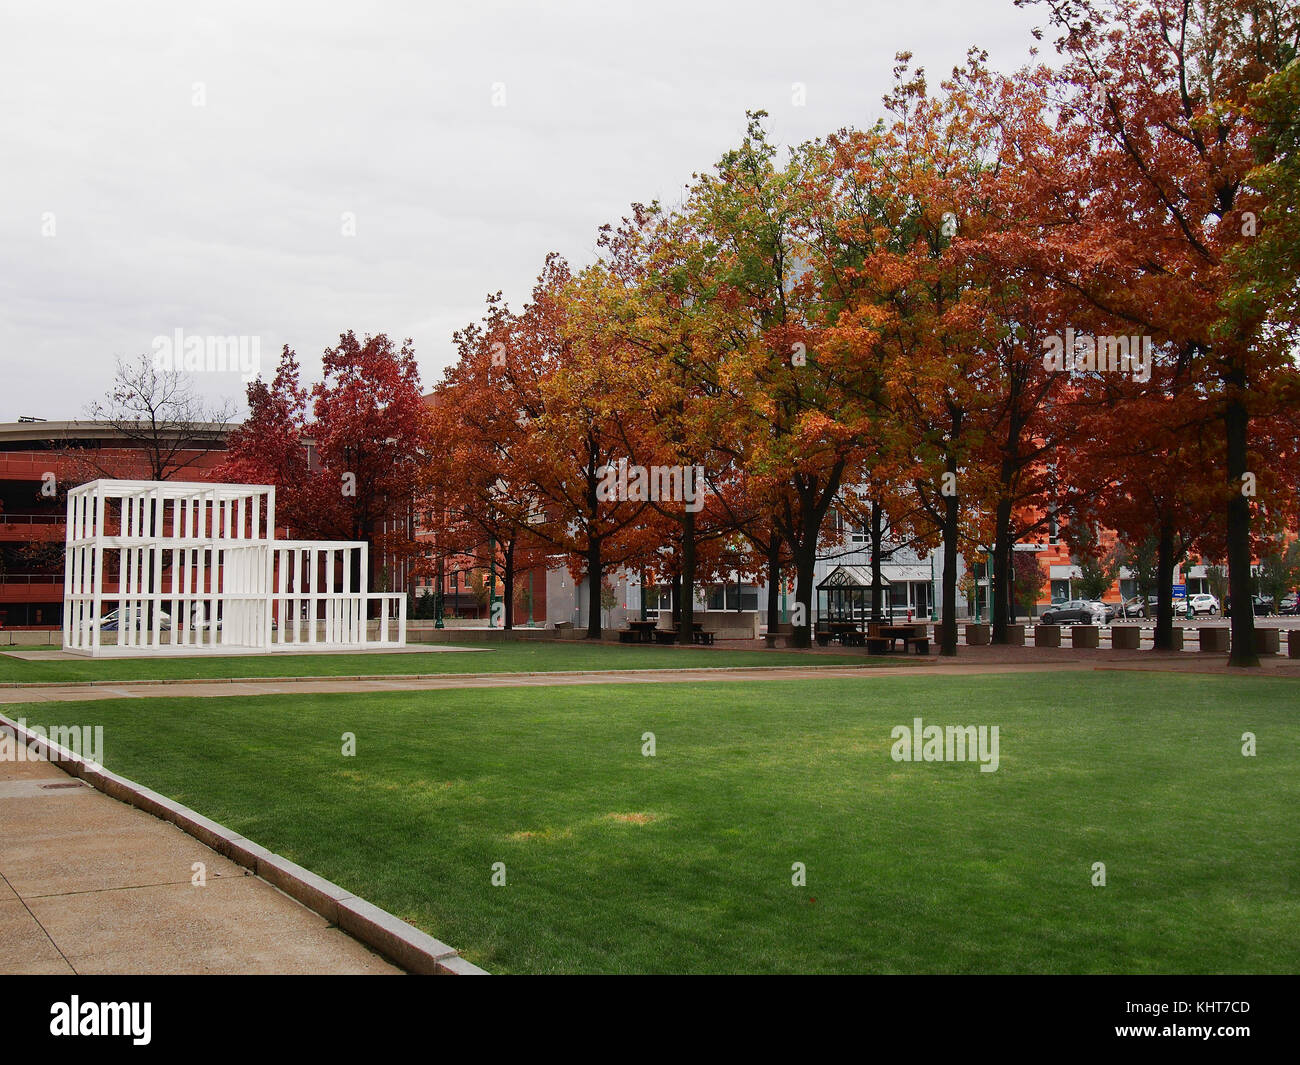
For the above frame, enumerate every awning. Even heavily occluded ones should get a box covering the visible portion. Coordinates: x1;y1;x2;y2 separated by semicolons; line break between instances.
883;564;931;582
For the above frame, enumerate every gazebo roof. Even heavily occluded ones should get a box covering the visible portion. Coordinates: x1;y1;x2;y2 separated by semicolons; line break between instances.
817;565;891;590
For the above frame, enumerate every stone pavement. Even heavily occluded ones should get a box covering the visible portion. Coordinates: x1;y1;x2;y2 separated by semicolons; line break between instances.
0;752;399;975
2;648;1297;706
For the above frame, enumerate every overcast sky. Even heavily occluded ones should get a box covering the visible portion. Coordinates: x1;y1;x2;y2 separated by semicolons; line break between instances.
1;0;1049;421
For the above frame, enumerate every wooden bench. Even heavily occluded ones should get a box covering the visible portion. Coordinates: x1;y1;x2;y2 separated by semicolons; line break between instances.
691;630;715;646
865;636;892;654
655;629;678;645
617;629;638;643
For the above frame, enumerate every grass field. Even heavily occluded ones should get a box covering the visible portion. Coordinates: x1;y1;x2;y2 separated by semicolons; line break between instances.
4;671;1297;973
0;642;869;684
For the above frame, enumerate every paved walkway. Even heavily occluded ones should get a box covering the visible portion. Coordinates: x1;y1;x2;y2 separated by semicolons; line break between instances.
0;753;399;974
2;649;1298;706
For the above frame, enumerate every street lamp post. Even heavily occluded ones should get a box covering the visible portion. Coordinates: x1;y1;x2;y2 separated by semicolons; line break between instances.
435;551;444;629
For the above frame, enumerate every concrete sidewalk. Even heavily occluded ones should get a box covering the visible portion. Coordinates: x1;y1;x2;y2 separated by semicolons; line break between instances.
0;753;400;974
2;652;1298;706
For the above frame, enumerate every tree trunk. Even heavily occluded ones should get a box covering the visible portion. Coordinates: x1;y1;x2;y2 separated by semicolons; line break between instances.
940;486;959;656
1224;394;1258;667
991;498;1012;643
791;542;816;648
585;538;602;640
679;511;696;645
1153;524;1176;651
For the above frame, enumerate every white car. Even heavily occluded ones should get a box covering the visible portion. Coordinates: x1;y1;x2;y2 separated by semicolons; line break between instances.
98;609;171;631
1188;593;1219;616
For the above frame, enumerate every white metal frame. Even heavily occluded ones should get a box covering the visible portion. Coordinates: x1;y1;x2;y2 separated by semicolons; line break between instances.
63;479;406;657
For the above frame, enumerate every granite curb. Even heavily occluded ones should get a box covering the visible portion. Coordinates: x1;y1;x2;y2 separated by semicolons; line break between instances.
0;711;488;976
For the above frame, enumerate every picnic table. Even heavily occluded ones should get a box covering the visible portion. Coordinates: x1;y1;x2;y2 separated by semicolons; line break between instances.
627;620;659;643
870;624;930;655
817;620;863;646
649;622;714;645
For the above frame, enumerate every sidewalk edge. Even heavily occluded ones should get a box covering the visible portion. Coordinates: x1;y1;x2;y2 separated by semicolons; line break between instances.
0;711;489;976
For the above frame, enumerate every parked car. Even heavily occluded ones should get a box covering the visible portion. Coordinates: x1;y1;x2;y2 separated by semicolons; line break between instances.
191;611;278;632
1117;596;1147;619
1040;599;1107;625
1223;596;1272;617
1188;593;1220;616
1280;593;1298;616
99;609;172;631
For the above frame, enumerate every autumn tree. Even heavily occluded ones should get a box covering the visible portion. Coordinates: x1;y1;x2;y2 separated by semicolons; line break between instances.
1018;0;1300;665
427;294;551;629
220;334;430;596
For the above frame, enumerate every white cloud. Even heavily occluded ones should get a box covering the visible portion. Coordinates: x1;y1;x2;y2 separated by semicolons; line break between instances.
0;0;1046;416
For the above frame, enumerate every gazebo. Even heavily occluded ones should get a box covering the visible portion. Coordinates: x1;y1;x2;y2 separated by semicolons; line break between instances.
817;565;891;629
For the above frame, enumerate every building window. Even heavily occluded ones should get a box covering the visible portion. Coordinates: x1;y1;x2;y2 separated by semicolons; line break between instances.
705;584;760;611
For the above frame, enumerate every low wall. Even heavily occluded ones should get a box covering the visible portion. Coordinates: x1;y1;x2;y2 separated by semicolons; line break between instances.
700;611;760;639
0;630;62;646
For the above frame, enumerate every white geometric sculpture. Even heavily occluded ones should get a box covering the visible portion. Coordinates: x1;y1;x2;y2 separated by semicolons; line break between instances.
63;479;406;657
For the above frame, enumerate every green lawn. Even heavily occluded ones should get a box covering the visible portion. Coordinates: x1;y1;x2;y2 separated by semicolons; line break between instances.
5;671;1297;973
0;642;869;684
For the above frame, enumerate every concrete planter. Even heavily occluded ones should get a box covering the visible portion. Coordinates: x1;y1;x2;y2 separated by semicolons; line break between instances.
1034;625;1061;647
1003;624;1025;645
965;623;990;646
1253;628;1281;655
1070;625;1099;648
1289;631;1300;659
1111;625;1141;650
1199;627;1230;652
